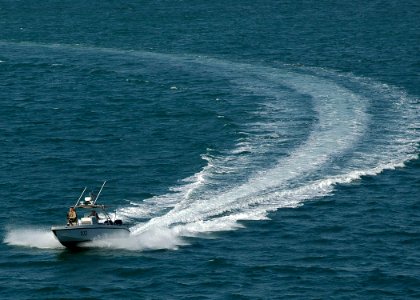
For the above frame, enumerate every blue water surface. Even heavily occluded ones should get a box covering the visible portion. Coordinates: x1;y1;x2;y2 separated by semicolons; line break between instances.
0;1;419;299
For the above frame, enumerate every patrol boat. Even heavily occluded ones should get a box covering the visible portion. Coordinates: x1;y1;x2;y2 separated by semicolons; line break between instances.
51;181;130;248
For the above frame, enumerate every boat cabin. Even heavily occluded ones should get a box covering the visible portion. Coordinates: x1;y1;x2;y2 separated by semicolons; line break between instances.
65;182;125;227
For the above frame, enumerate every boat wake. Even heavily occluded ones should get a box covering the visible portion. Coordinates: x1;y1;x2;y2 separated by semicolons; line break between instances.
2;42;418;251
117;54;418;251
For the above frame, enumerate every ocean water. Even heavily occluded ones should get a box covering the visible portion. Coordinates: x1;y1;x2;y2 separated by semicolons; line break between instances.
0;0;419;299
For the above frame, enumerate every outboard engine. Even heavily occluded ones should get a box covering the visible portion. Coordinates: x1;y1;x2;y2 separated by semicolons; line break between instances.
114;219;123;225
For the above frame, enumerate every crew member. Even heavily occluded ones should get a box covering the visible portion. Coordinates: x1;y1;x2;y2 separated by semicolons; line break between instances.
90;210;99;220
67;207;77;226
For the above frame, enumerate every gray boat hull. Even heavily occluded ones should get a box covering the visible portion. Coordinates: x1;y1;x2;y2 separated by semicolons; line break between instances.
51;224;130;248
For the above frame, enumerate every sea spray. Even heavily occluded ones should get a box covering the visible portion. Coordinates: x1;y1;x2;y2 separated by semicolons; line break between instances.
4;228;64;249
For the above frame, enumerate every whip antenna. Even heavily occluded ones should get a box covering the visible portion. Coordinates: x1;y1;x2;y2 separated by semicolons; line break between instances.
74;187;87;207
93;181;107;205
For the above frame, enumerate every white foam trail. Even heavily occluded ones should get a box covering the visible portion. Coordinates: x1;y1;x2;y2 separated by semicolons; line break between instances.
85;228;188;251
129;67;370;234
4;228;64;249
129;88;416;250
117;56;417;250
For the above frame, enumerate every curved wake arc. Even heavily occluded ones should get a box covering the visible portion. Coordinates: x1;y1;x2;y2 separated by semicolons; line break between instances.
123;59;418;245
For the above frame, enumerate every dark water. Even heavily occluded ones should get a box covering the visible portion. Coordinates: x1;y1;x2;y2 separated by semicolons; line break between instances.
0;1;419;299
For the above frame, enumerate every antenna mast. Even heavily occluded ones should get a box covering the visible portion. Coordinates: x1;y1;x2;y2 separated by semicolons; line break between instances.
93;181;107;205
74;187;87;207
